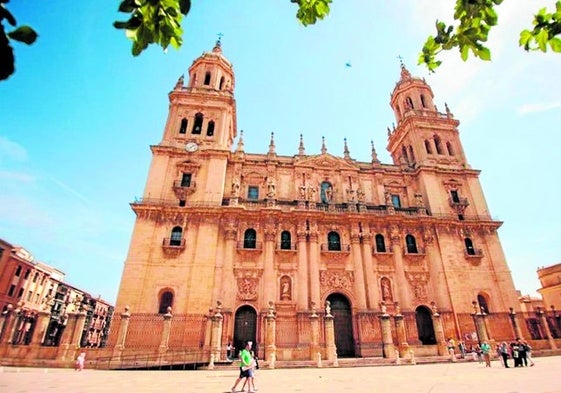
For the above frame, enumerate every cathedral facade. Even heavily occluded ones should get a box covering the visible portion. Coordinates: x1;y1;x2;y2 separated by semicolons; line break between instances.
112;41;523;361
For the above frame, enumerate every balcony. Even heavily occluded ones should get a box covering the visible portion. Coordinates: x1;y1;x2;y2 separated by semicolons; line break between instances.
403;247;426;262
276;243;297;252
236;241;263;251
173;180;197;200
449;197;469;209
162;237;186;257
465;248;484;265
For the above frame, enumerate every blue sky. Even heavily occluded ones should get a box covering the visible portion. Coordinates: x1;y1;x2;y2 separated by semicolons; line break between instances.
1;1;560;305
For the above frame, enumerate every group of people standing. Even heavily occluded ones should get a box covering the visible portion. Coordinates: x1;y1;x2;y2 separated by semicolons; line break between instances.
496;339;535;368
231;341;259;393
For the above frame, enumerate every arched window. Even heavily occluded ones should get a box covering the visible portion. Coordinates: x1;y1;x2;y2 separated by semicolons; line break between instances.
434;135;443;154
204;71;211;85
375;234;386;253
280;231;292;250
192;112;203;134
405;234;418;254
170;226;183;246
244;229;257;249
219;76;225;90
477;294;490;314
420;94;427;108
401;146;409;163
465;238;475;255
179;118;187;134
406;96;414;109
327;231;341;251
424;139;432;154
408;146;415;163
446;141;455;155
158;291;174;314
206;120;215;136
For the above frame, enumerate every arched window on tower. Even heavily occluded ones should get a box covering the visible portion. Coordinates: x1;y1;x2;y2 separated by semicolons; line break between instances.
192;113;203;134
219;76;225;90
446;141;455;155
375;234;386;253
420;94;427;108
408;146;416;163
244;229;257;249
327;231;341;251
401;146;409;163
477;293;490;314
406;96;414;110
206;120;215;136
170;226;183;246
434;135;443;154
405;234;418;254
464;238;476;255
424;139;432;154
179;118;188;134
280;231;292;250
158;291;174;314
204;71;211;85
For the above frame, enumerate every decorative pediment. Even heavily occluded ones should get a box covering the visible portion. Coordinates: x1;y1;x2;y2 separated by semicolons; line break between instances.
294;153;359;171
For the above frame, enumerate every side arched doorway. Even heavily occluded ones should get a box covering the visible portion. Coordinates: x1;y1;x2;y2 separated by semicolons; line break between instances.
233;305;257;357
415;305;436;345
326;293;355;357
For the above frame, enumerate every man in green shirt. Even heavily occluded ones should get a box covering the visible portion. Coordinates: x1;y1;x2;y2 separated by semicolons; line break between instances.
481;341;492;367
231;342;255;393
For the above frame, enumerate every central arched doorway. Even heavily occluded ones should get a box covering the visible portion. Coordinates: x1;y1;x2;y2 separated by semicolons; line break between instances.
326;293;355;357
233;305;257;356
415;305;436;345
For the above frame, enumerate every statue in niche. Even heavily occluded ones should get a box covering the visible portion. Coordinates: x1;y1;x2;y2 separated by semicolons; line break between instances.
280;276;291;301
325;300;332;316
267;178;276;199
307;185;317;201
356;188;365;203
415;193;424;207
231;178;240;197
346;188;356;202
384;191;393;206
381;278;393;302
325;185;333;202
299;185;307;200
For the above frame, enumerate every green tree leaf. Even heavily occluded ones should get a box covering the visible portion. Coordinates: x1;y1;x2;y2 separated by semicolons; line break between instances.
7;25;38;45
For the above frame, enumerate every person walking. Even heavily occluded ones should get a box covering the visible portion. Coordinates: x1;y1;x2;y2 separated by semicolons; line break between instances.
75;352;86;371
231;342;255;393
480;341;491;367
498;342;510;368
523;340;535;366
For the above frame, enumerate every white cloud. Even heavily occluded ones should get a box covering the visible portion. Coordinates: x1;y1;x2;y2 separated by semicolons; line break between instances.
0;170;34;182
0;136;28;163
518;101;561;115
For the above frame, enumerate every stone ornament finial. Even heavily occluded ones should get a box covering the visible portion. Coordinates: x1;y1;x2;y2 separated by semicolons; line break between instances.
380;301;387;315
430;301;439;316
325;300;332;317
267;301;275;317
310;301;317;317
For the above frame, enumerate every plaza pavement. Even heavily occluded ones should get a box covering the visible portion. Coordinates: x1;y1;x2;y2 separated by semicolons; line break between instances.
1;356;560;393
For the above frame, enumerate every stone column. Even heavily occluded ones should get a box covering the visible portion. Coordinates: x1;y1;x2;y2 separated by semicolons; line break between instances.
423;229;449;309
265;301;277;368
324;302;337;364
263;225;277;304
0;305;15;344
308;229;321;308
351;232;367;309
210;302;224;361
297;227;309;310
57;311;80;361
159;307;173;352
112;306;131;360
537;307;557;350
393;303;409;358
221;223;237;309
471;301;489;344
30;310;51;346
430;303;448;356
360;233;378;309
508;307;523;340
309;305;320;361
389;229;411;310
379;305;396;359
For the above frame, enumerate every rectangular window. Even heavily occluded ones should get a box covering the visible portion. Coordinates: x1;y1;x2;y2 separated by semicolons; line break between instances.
179;200;186;207
8;284;16;297
27;291;32;301
181;173;192;187
15;266;22;276
24;269;30;279
391;194;401;208
17;288;24;298
450;190;460;203
247;186;259;200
